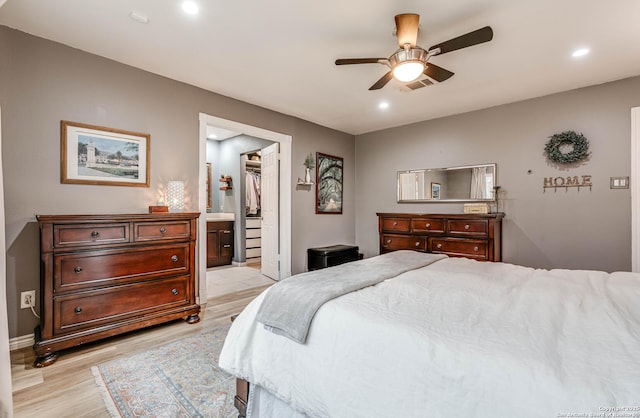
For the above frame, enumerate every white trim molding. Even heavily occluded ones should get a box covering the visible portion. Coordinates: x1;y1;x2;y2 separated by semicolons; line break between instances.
631;107;640;272
9;334;35;351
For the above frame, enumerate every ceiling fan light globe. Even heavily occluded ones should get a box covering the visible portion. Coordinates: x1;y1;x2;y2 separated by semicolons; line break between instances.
392;62;424;82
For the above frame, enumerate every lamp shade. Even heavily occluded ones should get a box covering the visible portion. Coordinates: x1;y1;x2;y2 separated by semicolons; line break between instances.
167;181;185;212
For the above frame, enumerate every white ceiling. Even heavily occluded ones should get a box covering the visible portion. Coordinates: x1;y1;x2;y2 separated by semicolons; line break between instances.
2;0;640;135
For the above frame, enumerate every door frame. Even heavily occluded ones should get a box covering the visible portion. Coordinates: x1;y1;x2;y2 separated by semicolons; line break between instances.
631;107;640;272
198;113;292;300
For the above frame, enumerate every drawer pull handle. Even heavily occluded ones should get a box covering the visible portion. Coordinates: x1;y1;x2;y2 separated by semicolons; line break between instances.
386;239;392;244
415;241;420;247
74;266;82;274
74;307;82;314
437;243;442;249
223;230;231;234
464;224;470;230
474;246;479;251
392;221;398;227
426;223;430;228
90;231;99;238
171;255;178;262
223;244;231;248
160;227;167;234
171;288;179;295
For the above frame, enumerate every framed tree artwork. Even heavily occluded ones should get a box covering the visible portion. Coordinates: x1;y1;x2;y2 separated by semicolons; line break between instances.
316;152;343;214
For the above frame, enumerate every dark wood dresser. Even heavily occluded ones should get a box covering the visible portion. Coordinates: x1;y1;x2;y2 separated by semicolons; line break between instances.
377;213;504;261
34;213;201;367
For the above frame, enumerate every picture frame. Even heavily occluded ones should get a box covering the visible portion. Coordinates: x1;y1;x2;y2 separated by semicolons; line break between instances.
61;120;150;187
431;182;441;199
316;152;343;214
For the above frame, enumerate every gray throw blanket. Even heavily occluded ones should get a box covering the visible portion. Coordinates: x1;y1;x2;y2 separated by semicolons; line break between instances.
256;250;447;343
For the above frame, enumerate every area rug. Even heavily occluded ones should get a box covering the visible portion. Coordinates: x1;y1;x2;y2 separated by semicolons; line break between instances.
92;323;236;418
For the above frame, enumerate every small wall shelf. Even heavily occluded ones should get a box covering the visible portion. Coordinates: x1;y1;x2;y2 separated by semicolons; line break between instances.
219;176;232;190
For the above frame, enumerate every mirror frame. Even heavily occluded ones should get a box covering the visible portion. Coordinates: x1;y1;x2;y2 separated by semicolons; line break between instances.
397;163;497;203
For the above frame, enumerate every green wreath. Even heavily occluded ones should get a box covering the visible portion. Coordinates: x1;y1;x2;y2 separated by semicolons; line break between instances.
544;131;590;164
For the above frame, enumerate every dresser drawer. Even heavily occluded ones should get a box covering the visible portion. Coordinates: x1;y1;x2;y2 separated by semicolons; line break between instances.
134;220;191;242
447;219;488;237
54;244;189;292
411;218;445;233
381;218;410;233
381;234;427;252
54;223;129;248
430;238;488;260
54;276;190;335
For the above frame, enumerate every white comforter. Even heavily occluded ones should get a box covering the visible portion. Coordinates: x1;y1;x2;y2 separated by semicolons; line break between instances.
219;256;640;418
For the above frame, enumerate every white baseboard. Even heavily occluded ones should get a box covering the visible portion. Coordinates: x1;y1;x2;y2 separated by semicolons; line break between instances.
10;334;34;351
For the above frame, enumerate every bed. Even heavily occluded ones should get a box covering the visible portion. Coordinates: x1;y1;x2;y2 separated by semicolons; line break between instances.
219;251;640;418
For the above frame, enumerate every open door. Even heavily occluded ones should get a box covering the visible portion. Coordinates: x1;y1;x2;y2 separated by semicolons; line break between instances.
261;142;279;279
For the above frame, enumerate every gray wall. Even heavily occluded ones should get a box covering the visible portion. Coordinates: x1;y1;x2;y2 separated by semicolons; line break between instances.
0;26;355;338
355;76;638;272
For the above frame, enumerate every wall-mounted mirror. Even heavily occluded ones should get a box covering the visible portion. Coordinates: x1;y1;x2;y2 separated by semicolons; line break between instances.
397;163;496;203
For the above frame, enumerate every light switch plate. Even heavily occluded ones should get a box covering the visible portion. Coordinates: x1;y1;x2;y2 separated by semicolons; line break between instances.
610;176;630;189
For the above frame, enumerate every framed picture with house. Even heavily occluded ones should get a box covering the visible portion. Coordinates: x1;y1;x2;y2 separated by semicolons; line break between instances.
61;120;150;187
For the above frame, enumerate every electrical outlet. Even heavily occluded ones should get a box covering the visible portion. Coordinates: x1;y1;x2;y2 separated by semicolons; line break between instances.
20;290;36;309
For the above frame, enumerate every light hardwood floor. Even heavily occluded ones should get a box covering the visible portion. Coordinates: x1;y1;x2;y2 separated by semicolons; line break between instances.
10;276;271;418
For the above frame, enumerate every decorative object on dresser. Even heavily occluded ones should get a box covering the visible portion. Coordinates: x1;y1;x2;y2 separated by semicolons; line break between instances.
166;180;185;212
35;212;201;367
463;202;490;214
316;152;343;214
307;244;360;271
60;120;150;187
207;220;234;267
148;205;169;213
377;212;503;261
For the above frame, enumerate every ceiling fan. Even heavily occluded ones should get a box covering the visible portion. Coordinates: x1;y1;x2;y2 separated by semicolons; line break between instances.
335;14;493;90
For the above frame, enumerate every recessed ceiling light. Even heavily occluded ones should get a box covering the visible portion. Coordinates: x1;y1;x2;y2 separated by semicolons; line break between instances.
379;102;389;109
182;1;199;15
572;48;590;58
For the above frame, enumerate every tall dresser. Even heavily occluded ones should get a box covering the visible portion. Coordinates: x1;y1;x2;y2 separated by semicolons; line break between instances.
377;213;503;261
34;213;201;367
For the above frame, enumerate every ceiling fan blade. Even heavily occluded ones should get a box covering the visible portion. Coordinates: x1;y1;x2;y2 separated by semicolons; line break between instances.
335;58;385;65
395;13;420;48
423;63;454;82
428;26;493;55
369;71;394;90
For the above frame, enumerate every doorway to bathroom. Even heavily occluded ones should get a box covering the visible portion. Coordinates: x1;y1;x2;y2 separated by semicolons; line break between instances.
198;113;291;302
